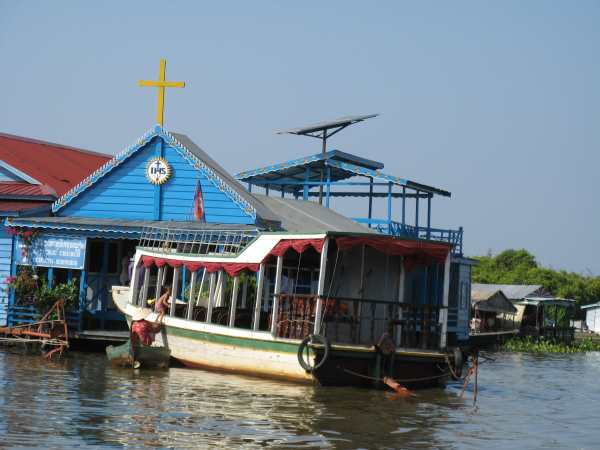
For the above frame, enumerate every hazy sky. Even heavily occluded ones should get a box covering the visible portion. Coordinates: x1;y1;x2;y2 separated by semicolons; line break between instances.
1;1;599;274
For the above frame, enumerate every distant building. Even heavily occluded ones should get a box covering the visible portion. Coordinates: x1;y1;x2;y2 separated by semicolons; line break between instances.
471;283;575;342
581;302;600;333
0;132;109;325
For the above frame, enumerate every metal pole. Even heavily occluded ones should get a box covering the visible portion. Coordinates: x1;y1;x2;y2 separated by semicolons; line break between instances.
415;190;420;231
387;182;392;234
439;253;451;349
252;264;265;330
186;270;197;320
170;267;180;317
427;195;432;239
270;256;284;336
368;177;373;228
229;276;240;327
206;272;216;323
402;186;406;232
325;166;331;208
318;134;326;204
313;238;330;335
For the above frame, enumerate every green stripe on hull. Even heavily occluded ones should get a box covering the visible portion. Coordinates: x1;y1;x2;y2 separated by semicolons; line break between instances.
161;322;301;354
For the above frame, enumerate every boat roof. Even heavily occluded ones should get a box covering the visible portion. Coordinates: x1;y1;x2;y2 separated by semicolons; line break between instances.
257;195;376;234
6;216;259;236
235;150;451;197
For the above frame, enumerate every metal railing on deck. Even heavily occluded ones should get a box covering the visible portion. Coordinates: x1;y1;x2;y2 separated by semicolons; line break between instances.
353;218;463;255
138;226;257;256
273;294;444;350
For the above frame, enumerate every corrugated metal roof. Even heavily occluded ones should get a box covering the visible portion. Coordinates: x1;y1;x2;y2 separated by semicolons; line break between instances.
582;302;600;310
0;201;51;214
154;132;280;224
471;283;545;301
236;151;451;197
257;195;376;234
471;289;516;313
6;216;258;234
0;132;110;196
0;182;57;198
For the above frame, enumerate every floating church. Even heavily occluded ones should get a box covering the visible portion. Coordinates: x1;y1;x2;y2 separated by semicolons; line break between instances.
3;60;473;386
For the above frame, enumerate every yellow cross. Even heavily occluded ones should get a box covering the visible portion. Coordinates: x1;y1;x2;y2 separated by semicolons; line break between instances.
139;59;185;127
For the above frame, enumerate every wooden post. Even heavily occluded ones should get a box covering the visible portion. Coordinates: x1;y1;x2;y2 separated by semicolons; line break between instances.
439;253;451;349
313;238;329;335
252;264;265;331
270;256;284;335
228;276;240;327
186;270;197;320
170;267;180;317
141;265;150;307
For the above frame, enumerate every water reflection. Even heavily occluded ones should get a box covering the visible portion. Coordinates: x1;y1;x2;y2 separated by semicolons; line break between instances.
0;348;599;449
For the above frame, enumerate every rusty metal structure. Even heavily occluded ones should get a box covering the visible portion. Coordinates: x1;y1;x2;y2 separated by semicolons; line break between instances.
0;299;69;359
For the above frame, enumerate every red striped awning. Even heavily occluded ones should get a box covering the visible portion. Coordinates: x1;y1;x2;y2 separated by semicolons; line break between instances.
267;238;324;258
334;236;450;269
140;256;259;276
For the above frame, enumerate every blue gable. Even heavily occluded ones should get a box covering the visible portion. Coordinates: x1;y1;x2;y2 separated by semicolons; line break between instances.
54;127;256;224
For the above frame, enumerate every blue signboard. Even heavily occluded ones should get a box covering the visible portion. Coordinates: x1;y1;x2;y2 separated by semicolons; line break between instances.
15;235;87;270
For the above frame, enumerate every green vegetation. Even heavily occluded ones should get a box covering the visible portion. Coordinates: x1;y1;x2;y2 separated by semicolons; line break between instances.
472;249;600;307
502;336;600;353
5;266;80;312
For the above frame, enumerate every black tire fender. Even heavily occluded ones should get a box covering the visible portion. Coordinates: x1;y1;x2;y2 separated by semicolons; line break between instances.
451;347;464;380
297;334;330;373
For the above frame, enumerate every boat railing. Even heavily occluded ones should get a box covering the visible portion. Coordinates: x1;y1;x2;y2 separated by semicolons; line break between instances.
273;294;444;350
352;218;463;255
138;226;257;256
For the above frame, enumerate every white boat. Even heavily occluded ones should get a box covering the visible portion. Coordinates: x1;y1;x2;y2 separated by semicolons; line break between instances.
113;225;465;388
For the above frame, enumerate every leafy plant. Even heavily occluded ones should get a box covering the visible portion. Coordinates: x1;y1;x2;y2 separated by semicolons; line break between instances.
473;249;600;309
502;336;600;353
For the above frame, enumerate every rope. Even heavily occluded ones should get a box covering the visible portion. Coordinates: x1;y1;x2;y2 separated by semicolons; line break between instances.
341;366;451;383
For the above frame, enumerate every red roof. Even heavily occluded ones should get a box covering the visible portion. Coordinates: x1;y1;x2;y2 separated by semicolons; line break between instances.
0;182;57;198
0;132;110;196
0;201;49;213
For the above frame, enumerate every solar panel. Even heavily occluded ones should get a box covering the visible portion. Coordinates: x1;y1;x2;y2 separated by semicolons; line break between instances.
276;114;378;136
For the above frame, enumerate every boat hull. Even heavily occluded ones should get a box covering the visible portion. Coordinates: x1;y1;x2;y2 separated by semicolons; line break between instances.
106;339;171;369
113;288;455;388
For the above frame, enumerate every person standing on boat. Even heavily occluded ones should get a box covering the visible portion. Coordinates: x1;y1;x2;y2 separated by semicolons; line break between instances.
131;309;161;346
155;286;172;323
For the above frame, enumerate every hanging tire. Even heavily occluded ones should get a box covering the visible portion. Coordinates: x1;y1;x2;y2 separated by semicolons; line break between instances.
450;347;464;380
297;334;330;373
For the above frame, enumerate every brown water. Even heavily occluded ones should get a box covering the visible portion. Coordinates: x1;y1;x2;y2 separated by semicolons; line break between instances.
0;348;598;450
